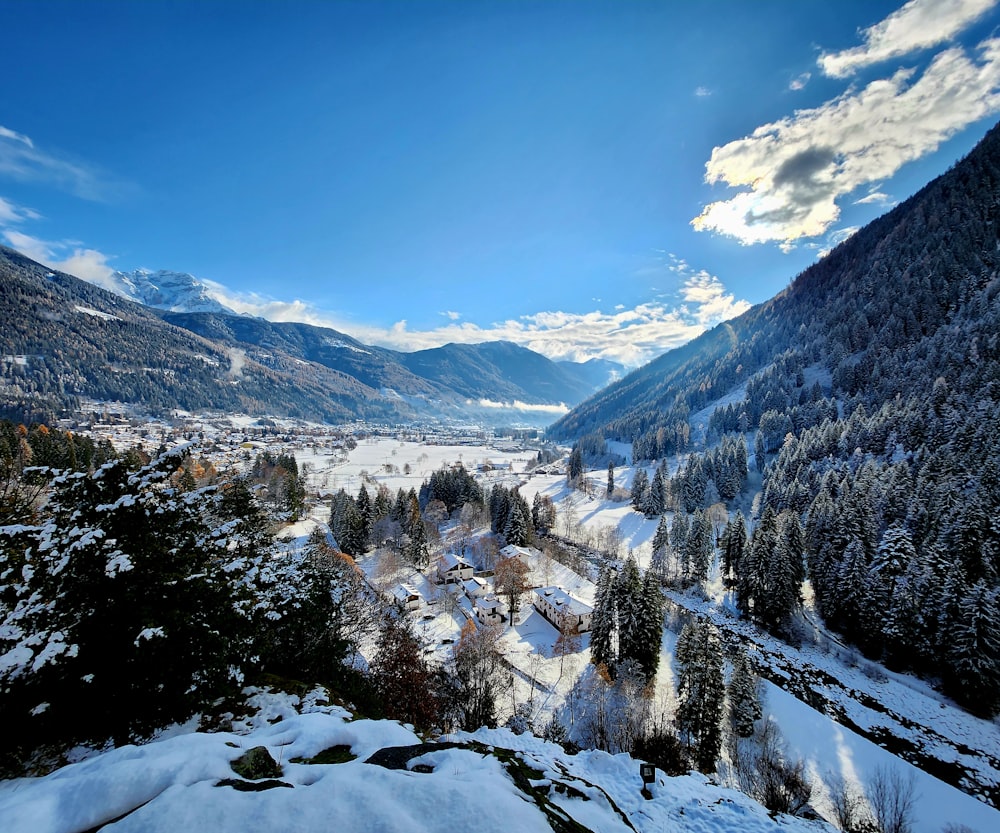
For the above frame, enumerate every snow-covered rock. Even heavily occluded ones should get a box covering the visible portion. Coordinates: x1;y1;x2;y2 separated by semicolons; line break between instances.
100;269;234;314
0;696;836;833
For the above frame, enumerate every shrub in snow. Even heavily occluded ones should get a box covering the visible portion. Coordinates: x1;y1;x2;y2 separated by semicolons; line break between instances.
230;745;283;780
505;702;534;736
736;719;812;817
0;447;251;755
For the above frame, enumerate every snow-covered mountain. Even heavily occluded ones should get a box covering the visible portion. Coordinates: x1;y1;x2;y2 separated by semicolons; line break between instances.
104;268;235;314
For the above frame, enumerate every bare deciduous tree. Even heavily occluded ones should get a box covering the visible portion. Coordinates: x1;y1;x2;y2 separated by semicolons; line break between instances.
495;555;530;623
868;766;917;833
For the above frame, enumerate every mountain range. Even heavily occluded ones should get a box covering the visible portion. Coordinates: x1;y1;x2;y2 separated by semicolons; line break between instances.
0;248;621;427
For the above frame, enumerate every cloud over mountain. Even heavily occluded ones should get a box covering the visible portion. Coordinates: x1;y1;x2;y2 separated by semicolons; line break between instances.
693;36;1000;247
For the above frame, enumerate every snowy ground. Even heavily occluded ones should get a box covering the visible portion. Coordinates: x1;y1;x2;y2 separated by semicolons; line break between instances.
0;688;838;833
296;436;534;499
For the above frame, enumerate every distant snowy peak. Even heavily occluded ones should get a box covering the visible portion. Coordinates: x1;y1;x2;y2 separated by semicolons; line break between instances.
106;268;235;314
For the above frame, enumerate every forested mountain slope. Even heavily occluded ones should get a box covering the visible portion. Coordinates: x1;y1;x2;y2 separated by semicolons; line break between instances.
161;313;609;408
0;246;390;425
399;340;599;404
550;119;1000;457
159;310;447;400
553;119;1000;714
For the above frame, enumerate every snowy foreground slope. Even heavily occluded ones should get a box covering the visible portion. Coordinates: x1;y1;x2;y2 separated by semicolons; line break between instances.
0;689;832;833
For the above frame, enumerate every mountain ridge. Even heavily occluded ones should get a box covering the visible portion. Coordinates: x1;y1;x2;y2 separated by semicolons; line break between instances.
550;118;1000;451
0;247;617;426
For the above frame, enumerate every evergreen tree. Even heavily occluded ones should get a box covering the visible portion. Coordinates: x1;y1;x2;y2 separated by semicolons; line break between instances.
615;555;644;671
631;468;649;513
607;461;615;498
489;484;511;534
217;476;271;559
282;468;306;520
502;491;533;547
883;549;930;668
676;620;725;773
259;531;368;683
503;498;528;546
0;448;247;750
685;509;714;584
567;445;584;487
590;562;617;671
344;501;368;556
643;467;666;518
681;456;708;512
373;485;392;522
671;512;690;577
356;483;373;547
834;537;870;639
738;506;800;632
635;570;665;680
759;511;804;631
650;514;671;581
404;491;429;567
721;511;748;583
727;653;762;738
531;492;556;535
946;580;1000;716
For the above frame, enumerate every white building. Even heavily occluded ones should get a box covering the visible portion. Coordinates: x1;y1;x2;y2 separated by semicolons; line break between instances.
436;552;475;585
532;587;593;633
462;576;489;600
391;583;422;611
475;595;506;626
499;544;540;566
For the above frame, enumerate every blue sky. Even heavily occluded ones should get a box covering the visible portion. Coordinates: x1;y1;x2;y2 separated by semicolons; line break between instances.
3;0;1000;366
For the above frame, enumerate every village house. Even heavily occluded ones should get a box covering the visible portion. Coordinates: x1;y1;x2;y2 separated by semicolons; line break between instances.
436;551;475;585
462;576;489;600
532;587;593;633
499;544;539;566
475;595;505;626
391;583;422;612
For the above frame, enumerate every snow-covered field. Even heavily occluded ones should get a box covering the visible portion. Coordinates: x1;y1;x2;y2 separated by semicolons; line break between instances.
296;436;534;498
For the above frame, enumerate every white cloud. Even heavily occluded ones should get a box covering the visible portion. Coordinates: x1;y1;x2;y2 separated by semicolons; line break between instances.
692;38;1000;246
819;0;997;78
473;399;570;415
54;248;117;284
0;195;40;224
441;310;461;320
854;190;895;206
0;126;33;148
207;259;750;368
789;72;811;91
2;229;115;283
695;86;712;97
2;229;50;262
0;123;128;201
679;272;752;326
